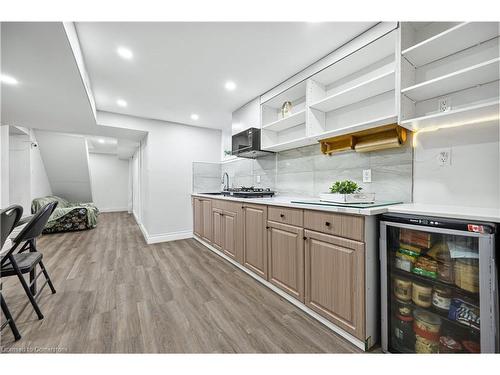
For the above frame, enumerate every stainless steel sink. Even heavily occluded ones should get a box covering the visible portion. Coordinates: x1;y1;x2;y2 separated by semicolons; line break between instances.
200;192;223;195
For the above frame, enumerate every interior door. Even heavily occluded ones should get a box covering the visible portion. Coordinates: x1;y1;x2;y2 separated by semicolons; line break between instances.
268;221;304;302
243;204;268;279
305;229;365;339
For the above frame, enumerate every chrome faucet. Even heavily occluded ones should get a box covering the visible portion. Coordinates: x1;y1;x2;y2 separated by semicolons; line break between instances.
222;172;230;191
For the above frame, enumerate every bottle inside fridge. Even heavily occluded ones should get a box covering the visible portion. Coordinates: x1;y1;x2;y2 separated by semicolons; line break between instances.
386;225;485;353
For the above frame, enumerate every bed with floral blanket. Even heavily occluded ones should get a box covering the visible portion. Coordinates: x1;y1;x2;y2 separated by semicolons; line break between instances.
31;196;99;233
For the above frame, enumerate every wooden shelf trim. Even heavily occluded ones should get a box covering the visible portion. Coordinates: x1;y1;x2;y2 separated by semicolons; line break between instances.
319;124;409;155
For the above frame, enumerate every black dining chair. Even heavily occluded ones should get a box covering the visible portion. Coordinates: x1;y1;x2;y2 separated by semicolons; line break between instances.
1;201;58;322
0;204;24;340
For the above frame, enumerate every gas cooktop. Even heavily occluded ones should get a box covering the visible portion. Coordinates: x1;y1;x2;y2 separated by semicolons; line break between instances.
221;187;275;198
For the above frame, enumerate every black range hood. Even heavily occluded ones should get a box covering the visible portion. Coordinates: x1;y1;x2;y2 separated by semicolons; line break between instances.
232;127;274;159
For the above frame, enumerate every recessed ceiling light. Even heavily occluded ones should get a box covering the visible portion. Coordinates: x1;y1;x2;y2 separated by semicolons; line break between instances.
1;74;19;85
116;99;127;107
190;114;199;121
117;46;133;60
224;81;236;91
97;139;105;144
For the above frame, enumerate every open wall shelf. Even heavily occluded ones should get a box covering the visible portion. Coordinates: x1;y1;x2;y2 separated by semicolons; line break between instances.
400;22;500;128
313;114;399;140
310;70;395;113
400;100;500;131
261;109;306;132
402;22;500;67
260;29;398;152
261;136;316;152
401;58;500;102
258;22;499;153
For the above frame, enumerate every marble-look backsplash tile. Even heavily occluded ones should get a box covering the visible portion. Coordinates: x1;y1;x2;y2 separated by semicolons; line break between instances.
193;141;413;202
192;162;221;193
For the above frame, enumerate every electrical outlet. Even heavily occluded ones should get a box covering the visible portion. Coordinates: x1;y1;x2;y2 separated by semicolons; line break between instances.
363;169;372;183
437;148;451;166
438;97;451;112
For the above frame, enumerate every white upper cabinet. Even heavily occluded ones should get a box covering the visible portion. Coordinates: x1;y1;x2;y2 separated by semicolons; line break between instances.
249;22;500;153
232;97;261;135
399;22;500;131
260;28;398;152
260;81;308;151
306;30;397;141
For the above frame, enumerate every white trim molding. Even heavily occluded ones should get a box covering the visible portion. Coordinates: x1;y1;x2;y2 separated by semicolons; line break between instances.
132;213;193;244
99;207;129;213
146;230;193;244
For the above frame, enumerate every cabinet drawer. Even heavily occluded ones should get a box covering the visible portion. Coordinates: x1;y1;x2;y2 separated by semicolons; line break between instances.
268;206;303;227
304;210;364;242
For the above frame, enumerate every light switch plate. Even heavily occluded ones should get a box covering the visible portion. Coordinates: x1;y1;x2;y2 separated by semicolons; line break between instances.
363;169;372;183
256;175;261;184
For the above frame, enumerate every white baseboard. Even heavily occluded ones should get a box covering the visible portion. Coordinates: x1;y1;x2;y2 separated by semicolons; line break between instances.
132;211;140;224
99;207;129;213
131;213;193;244
147;230;193;244
193;235;367;352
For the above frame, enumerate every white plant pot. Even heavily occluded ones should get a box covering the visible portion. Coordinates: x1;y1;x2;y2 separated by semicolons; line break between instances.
319;192;376;204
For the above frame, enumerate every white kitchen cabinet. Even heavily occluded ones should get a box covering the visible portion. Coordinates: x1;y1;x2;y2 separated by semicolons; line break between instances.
259;28;399;152
399;22;500;131
232;97;261;135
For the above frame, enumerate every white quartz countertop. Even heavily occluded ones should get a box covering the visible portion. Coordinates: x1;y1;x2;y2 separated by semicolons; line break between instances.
387;203;500;223
191;193;397;216
192;193;500;222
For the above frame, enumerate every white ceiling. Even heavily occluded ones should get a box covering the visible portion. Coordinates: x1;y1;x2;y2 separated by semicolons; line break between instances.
75;22;375;129
86;135;140;159
86;135;118;154
1;22;146;141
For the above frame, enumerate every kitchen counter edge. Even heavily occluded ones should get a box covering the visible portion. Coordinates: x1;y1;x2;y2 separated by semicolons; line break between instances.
191;193;388;216
192;194;500;222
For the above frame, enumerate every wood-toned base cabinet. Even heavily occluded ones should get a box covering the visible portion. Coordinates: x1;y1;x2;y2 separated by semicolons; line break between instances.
192;195;376;348
304;229;365;340
192;197;212;242
211;201;243;263
267;221;304;302
242;204;268;279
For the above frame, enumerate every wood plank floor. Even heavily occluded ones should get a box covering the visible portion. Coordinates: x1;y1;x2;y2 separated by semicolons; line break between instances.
1;212;363;353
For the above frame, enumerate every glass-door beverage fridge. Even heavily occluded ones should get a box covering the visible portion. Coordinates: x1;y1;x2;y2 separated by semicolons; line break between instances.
380;213;498;353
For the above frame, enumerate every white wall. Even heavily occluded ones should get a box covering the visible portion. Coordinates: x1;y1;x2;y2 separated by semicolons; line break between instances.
88;153;129;212
35;130;93;202
0;125;10;208
9;134;31;212
132;150;140;220
6;129;52;213
30;131;52;201
97;111;221;243
413;120;500;209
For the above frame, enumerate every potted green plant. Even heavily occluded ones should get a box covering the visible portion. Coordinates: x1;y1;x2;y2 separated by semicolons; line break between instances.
319;180;375;203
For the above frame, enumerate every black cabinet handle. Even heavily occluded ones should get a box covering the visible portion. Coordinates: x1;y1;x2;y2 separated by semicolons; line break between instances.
325;222;331;226
303;236;307;241
280;214;285;218
241;206;245;209
266;226;270;229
